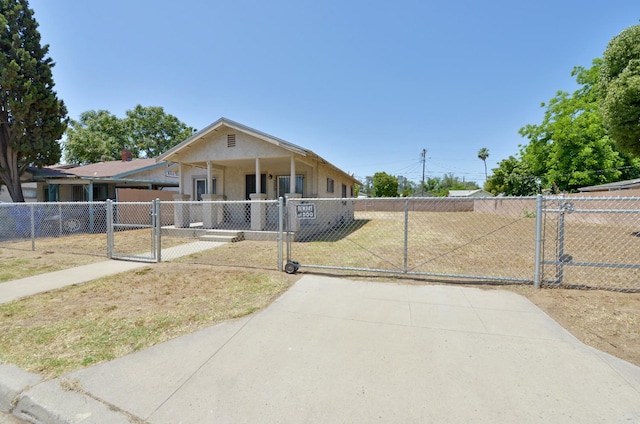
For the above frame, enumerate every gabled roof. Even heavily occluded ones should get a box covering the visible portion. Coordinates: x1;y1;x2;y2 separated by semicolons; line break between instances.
578;178;640;192
158;117;308;160
157;117;360;184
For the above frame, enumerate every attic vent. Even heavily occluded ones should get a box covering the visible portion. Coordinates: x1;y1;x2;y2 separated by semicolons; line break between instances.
227;134;236;147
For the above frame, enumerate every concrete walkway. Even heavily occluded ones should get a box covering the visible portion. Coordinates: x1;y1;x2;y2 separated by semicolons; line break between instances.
2;272;640;423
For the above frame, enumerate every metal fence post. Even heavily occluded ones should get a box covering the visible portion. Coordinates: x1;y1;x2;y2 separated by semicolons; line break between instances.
155;199;162;263
556;195;567;286
30;203;35;251
277;197;283;271
533;194;543;289
106;199;113;259
403;198;409;273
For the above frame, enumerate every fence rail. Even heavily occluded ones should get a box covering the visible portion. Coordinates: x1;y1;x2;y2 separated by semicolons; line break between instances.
1;196;640;291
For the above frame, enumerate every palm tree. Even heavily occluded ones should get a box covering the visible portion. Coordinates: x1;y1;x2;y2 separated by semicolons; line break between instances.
478;147;489;181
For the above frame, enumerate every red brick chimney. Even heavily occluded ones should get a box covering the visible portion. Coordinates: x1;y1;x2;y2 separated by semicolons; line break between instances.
121;149;132;161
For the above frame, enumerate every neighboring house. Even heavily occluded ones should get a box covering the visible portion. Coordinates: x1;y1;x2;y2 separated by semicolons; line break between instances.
28;156;178;202
157;117;360;231
578;178;640;193
448;189;494;198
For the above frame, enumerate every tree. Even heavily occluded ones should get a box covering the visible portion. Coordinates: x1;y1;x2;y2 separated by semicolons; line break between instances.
372;171;398;197
0;0;67;202
64;110;126;163
477;147;489;181
484;156;540;196
125;105;195;158
64;105;194;164
600;24;640;155
519;59;639;192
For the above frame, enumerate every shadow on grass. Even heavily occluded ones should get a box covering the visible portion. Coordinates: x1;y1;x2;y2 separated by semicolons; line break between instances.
295;219;371;242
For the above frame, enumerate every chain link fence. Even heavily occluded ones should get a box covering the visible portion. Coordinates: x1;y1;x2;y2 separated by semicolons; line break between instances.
0;202;109;257
2;196;640;291
540;196;640;292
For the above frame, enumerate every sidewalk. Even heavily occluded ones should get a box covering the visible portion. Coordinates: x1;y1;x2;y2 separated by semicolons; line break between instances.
2;271;640;423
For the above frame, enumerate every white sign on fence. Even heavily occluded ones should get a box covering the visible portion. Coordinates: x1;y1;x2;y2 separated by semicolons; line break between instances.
296;203;316;219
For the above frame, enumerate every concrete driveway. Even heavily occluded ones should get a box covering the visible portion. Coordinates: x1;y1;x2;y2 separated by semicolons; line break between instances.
11;275;640;423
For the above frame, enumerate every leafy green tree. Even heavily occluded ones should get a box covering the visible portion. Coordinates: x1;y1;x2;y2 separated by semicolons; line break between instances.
64;105;194;163
372;171;398;197
519;60;638;192
64;110;126;163
477;147;489;181
0;0;67;202
600;24;640;155
484;156;540;196
125;105;195;158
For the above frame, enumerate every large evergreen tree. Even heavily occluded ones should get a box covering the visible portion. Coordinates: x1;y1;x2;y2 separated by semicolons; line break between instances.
0;0;67;202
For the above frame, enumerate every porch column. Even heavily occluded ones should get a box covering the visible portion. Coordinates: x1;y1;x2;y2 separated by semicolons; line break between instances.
202;193;223;229
173;193;190;228
255;158;261;194
178;163;184;195
250;192;267;230
207;161;212;194
290;156;296;194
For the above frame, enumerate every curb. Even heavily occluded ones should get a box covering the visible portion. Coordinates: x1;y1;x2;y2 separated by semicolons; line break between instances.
0;364;131;424
0;364;41;413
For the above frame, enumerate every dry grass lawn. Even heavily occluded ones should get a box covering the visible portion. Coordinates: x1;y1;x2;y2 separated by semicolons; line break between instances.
0;262;298;378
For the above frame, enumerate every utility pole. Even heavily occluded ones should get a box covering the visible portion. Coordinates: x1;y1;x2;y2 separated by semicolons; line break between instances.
421;148;427;195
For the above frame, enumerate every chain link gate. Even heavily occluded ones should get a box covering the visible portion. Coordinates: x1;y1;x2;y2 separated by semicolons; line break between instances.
107;199;161;263
283;197;540;284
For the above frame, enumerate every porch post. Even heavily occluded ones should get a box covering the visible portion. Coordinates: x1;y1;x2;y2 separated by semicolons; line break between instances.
207;161;212;194
202;193;223;229
290;156;296;194
255;158;261;194
178;163;184;195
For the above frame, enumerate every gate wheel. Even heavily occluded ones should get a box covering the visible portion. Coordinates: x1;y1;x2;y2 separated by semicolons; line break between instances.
285;261;299;274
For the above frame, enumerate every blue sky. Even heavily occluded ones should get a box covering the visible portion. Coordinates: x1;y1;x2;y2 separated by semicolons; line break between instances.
28;0;639;185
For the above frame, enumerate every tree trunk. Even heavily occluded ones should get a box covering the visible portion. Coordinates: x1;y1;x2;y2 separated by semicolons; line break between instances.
0;126;26;202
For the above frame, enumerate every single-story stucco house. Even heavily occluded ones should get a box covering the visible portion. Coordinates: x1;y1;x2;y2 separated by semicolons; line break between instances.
157;117;360;232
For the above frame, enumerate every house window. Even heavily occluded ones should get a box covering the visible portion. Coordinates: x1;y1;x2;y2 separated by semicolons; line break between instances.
342;184;347;198
327;178;334;193
93;184;108;201
194;178;217;200
72;185;85;201
227;134;236;147
277;175;304;198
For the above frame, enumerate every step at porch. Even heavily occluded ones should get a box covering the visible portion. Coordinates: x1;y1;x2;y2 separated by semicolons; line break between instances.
198;230;245;243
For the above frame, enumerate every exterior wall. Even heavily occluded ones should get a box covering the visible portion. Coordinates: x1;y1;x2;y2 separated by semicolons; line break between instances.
354;198;474;212
179;158;353;201
178;129;289;164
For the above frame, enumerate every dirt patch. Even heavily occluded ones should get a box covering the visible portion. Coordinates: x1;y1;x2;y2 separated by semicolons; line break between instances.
513;285;640;366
